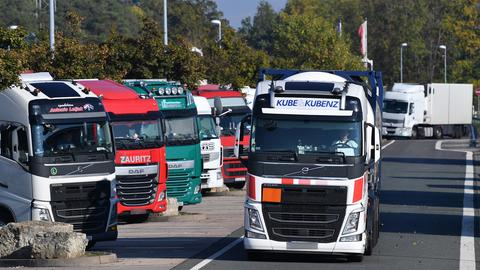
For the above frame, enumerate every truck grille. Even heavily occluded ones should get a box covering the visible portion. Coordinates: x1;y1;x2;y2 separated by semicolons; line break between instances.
202;153;211;163
223;162;247;178
116;174;158;206
262;184;347;243
383;118;403;124
50;181;110;235
167;172;190;198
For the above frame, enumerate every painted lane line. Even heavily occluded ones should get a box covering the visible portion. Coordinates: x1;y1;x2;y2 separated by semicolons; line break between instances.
435;140;476;270
382;140;396;150
190;236;244;270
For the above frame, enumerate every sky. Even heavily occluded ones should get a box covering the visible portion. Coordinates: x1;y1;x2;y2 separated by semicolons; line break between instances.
213;0;288;29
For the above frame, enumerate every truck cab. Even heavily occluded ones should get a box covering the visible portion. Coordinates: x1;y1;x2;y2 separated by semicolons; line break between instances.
77;80;168;222
124;80;202;208
0;72;117;244
236;69;382;261
193;96;223;191
382;83;425;138
193;85;251;189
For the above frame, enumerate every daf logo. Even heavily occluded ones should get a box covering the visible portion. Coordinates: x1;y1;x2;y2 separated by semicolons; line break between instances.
129;168;145;175
301;167;310;174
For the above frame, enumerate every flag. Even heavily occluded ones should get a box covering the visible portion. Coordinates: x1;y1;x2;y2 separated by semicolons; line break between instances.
336;18;342;37
358;20;367;57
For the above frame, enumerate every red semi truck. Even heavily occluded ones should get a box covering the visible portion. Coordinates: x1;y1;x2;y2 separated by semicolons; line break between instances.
193;85;251;189
78;80;168;222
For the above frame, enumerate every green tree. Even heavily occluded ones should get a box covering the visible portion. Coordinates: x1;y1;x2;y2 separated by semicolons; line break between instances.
271;13;363;70
202;28;269;88
239;0;279;52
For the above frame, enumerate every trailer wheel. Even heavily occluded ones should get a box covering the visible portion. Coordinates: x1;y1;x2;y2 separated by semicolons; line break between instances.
433;127;443;139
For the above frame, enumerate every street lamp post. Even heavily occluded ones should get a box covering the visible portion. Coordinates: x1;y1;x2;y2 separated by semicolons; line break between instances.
163;0;168;45
211;19;222;45
439;45;447;83
400;43;408;83
49;0;54;51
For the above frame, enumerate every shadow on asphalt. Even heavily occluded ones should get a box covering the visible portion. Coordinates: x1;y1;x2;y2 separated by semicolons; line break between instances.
380;190;477;208
383;157;476;166
391;176;475;181
427;184;480;190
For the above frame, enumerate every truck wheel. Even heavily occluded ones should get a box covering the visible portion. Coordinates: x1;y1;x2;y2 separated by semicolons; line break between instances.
86;241;96;250
232;181;246;190
411;127;418;139
433;127;443;139
178;206;183;211
0;211;12;227
347;254;363;262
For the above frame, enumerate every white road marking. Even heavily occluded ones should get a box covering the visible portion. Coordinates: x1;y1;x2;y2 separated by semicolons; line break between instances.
382;140;396;150
190;236;244;270
435;140;476;270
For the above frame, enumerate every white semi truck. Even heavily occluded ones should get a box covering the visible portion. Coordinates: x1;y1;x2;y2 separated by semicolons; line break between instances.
0;72;118;245
194;96;224;191
382;83;473;138
235;69;383;261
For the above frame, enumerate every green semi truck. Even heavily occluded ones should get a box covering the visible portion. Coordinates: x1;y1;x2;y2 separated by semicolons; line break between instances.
124;80;202;208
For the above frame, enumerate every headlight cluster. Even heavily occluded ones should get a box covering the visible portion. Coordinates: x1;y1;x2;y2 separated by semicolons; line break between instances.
247;208;263;231
152;86;185;95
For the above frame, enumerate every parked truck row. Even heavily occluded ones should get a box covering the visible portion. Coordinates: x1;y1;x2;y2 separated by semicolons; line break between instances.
0;72;251;247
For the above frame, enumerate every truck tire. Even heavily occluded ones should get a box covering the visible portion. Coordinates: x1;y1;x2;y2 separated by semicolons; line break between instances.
411;127;418;139
86;241;96;250
0;211;12;227
433;127;443;139
232;181;246;190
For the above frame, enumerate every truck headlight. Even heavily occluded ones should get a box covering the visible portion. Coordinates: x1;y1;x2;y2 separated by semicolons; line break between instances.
194;185;201;194
247;208;263;231
216;171;223;181
32;207;51;222
158;190;166;202
342;211;362;235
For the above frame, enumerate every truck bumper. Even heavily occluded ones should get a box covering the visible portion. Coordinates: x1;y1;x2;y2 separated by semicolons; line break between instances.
382;126;412;137
244;200;366;255
201;168;224;189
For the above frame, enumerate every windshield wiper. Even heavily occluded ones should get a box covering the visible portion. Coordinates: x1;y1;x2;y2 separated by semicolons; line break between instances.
260;149;298;162
302;151;345;163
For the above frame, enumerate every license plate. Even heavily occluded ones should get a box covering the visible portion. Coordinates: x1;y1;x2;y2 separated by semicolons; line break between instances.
286;242;317;250
130;209;147;215
235;178;245;182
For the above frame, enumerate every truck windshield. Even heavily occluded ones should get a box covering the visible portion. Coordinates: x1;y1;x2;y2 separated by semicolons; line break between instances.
383;100;408;114
220;114;249;136
32;122;113;157
111;119;164;150
197;115;218;140
164;116;199;145
251;118;362;157
208;97;247;107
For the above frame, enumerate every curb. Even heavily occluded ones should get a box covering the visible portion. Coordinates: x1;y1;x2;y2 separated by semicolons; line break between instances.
0;252;117;267
149;212;207;222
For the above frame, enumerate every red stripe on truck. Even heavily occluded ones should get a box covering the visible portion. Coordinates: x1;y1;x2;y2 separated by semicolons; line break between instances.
282;178;294;185
352;176;364;203
248;174;256;200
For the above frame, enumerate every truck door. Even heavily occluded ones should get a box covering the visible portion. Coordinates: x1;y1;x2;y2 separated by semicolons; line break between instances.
0;123;32;222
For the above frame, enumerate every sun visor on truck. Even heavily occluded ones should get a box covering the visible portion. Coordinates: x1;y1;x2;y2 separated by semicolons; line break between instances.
29;97;107;124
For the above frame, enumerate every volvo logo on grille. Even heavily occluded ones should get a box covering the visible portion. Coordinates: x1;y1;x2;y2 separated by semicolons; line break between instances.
301;167;310;174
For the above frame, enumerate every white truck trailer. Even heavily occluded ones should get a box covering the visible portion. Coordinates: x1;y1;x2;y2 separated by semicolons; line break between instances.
383;83;473;138
194;96;223;191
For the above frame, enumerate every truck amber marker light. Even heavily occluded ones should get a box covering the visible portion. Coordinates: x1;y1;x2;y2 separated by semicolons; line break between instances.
262;187;281;203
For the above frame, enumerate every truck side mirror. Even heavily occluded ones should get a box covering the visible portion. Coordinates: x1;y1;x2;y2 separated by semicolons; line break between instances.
374;127;381;163
213;96;223;116
215;117;221;136
234;115;251;160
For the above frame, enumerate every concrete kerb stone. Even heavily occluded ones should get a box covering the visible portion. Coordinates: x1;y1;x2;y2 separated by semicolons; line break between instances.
0;252;117;267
